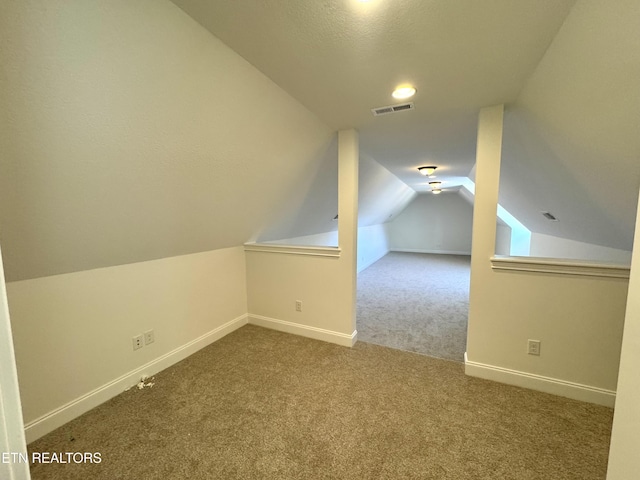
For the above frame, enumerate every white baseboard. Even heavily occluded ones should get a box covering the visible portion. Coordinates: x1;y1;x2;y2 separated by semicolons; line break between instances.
391;248;471;256
24;314;248;443
464;353;616;407
248;314;357;347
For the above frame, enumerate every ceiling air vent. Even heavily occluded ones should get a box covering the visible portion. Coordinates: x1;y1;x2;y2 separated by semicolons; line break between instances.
372;102;415;116
542;211;559;221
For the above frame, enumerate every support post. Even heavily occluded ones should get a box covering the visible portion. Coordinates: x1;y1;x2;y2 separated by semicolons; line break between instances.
338;129;359;335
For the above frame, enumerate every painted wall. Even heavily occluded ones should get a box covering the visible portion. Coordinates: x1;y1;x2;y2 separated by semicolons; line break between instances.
388;193;473;254
358;154;416;227
266;231;339;247
7;247;248;442
1;0;338;446
0;245;30;480
530;232;632;264
260;154;413;248
357;224;390;272
245;130;359;344
257;138;339;243
262;223;389;273
606;190;640;479
501;0;640;252
495;225;512;256
467;105;628;406
246;251;352;337
0;0;333;281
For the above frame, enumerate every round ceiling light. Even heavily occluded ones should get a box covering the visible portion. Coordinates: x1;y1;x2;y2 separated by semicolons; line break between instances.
418;166;437;176
392;86;417;99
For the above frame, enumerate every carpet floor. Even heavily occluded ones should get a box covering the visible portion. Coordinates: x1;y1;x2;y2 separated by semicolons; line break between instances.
28;325;612;479
357;252;470;361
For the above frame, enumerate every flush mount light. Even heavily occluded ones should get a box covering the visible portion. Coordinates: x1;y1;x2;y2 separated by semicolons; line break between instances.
429;181;442;194
392;86;417;100
418;166;437;176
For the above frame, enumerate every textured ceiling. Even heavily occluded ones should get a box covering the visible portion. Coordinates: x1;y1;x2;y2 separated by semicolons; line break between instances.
2;0;638;281
171;0;576;192
173;0;640;251
501;0;640;250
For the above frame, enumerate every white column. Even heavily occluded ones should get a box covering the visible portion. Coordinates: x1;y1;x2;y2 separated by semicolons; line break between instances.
338;129;359;336
0;244;31;480
606;187;640;479
466;104;504;358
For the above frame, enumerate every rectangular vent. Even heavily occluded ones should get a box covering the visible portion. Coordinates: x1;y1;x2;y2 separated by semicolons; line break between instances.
542;211;558;221
372;102;415;116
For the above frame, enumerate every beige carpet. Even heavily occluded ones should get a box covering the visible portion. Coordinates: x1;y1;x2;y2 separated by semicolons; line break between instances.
28;325;612;479
357;252;470;361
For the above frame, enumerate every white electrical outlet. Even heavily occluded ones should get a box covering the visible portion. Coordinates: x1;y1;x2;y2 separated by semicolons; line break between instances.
528;339;541;356
132;334;144;351
295;300;302;312
144;329;155;345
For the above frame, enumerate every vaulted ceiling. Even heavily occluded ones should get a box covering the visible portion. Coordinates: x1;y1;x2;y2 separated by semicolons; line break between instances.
1;0;638;282
173;0;640;250
171;0;575;188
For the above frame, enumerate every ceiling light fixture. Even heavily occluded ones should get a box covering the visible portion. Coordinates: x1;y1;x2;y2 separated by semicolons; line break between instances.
418;166;437;176
429;181;442;194
392;86;417;100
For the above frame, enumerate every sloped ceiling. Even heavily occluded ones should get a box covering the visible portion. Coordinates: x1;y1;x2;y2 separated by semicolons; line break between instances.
501;0;640;250
171;0;575;190
258;149;416;242
2;0;638;280
173;0;640;252
0;0;335;281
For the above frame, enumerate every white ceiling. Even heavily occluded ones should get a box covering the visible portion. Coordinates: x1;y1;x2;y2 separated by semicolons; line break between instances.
171;0;576;192
3;0;637;280
173;0;640;250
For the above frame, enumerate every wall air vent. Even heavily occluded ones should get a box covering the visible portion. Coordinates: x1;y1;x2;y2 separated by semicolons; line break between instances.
371;102;415;116
542;211;559;221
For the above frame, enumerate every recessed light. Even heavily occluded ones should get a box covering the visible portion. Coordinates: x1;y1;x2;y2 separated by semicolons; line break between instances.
392;86;417;100
432;189;442;195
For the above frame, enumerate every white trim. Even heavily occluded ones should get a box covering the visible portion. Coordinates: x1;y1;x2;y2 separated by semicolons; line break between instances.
490;255;630;279
244;243;341;258
464;353;616;407
248;314;356;347
390;248;471;256
24;314;248;443
0;248;30;480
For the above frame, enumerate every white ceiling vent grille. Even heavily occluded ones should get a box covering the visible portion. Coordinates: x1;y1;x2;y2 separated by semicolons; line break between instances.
542;211;559;221
372;102;414;116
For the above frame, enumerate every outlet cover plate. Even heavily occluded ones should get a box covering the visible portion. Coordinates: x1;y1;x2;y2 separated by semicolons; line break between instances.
132;335;144;351
528;339;541;356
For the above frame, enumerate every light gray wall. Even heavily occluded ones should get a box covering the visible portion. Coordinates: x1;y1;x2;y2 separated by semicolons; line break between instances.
499;0;640;252
388;193;473;254
0;0;333;281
